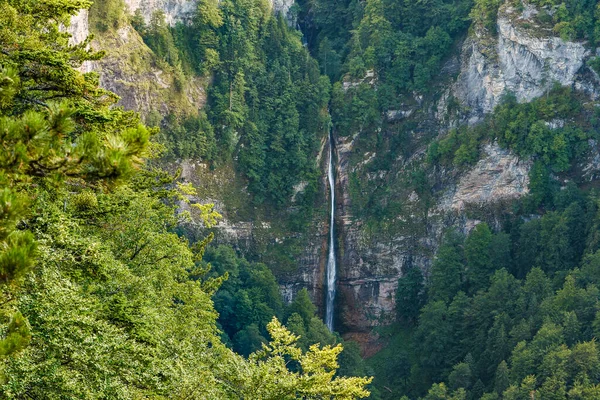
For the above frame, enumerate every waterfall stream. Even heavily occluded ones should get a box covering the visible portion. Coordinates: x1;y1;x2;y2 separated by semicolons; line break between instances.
325;131;336;331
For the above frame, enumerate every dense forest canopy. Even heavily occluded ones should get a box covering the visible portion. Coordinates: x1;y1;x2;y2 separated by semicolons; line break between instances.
4;0;600;398
0;0;372;397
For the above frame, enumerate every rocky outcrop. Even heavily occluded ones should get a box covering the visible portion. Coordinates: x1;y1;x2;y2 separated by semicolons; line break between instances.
67;10;93;73
456;3;588;119
123;0;196;25
270;0;295;23
69;3;205;115
94;24;206;115
125;0;295;26
333;141;532;331
173;146;330;310
68;9;89;46
331;1;595;333
439;143;531;211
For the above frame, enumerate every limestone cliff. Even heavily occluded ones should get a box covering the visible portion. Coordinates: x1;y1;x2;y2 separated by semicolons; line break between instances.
439;143;531;212
331;0;598;332
123;0;196;25
69;1;205;115
123;0;295;26
71;0;599;335
456;3;588;119
92;24;206;116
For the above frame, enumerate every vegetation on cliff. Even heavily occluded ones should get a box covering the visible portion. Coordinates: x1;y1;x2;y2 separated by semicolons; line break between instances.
372;180;600;399
0;1;372;398
8;0;600;398
288;0;600;397
130;0;330;208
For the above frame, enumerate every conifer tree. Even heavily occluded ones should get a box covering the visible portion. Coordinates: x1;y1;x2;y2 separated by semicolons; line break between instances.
0;0;150;356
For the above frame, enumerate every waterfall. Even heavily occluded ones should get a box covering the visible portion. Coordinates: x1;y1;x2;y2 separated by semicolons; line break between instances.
325;131;336;331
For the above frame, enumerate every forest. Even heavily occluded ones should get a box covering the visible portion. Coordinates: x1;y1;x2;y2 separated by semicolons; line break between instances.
0;0;370;397
3;0;600;398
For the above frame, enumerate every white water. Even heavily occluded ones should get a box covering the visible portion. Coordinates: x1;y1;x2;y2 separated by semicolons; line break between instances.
325;133;336;331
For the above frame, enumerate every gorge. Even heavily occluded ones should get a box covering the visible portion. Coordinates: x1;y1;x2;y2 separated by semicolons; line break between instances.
69;0;598;334
66;0;600;341
42;0;600;397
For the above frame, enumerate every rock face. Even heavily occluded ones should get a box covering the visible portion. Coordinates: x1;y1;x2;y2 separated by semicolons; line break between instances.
440;143;531;211
456;4;588;118
332;1;593;332
329;135;532;332
123;0;196;25
93;24;206;115
74;0;598;334
67;10;93;72
69;2;205;114
124;0;294;26
68;9;89;46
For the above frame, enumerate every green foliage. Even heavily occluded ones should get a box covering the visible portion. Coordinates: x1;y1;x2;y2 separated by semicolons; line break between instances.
331;82;380;138
429;231;465;302
205;245;283;354
529;0;600;42
89;0;126;32
158;112;218;160
427;88;594;181
470;0;503;33
588;56;600;75
300;0;474;196
129;0;332;208
206;250;369;378
233;317;372;399
464;222;493;293
396;266;426;325
0;312;30;356
0;0;151;358
143;11;183;68
208;11;331;206
470;0;600;42
287;288;318;324
371;183;600;399
0;182;371;397
0;2;374;397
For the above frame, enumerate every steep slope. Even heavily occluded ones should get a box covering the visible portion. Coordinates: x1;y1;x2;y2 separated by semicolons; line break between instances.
332;0;600;333
70;0;333;311
70;0;600;338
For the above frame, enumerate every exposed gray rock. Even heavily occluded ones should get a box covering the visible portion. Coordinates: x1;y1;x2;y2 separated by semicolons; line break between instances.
342;70;376;91
93;24;206;115
386;109;414;121
456;3;588;119
583;139;600;182
125;0;295;26
575;65;600;100
123;0;197;25
68;9;89;46
271;0;296;24
67;10;93;73
439;143;531;211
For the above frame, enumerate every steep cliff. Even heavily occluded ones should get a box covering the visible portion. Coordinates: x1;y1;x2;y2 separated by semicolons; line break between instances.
332;1;599;333
123;0;197;25
456;3;588;119
69;0;205;115
70;0;600;337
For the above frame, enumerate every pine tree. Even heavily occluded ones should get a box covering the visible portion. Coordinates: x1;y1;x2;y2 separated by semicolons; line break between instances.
287;288;317;324
494;360;510;395
0;0;150;356
429;231;465;302
465;222;493;294
396;265;425;325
